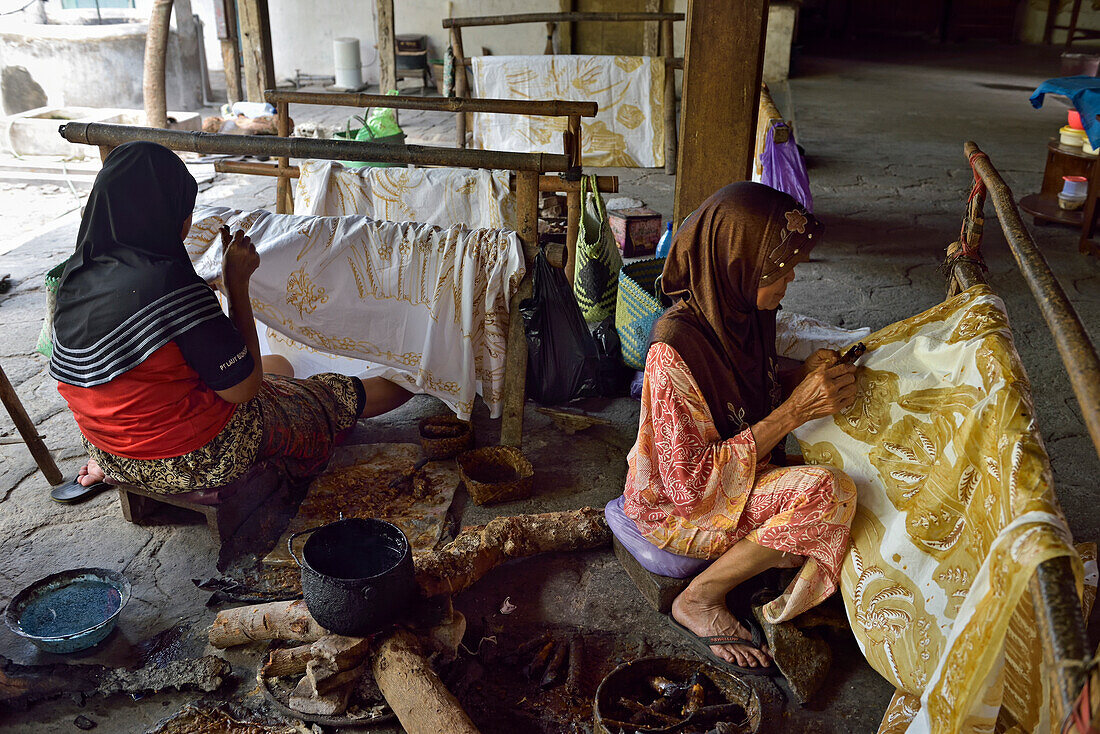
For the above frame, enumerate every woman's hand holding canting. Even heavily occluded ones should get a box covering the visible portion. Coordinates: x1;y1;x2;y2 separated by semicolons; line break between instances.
220;225;259;291
799;348;840;382
785;362;858;424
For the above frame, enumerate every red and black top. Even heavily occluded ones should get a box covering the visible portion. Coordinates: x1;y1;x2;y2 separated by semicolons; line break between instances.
58;313;255;460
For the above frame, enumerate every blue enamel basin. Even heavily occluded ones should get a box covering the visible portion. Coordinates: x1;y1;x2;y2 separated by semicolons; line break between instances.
4;568;131;654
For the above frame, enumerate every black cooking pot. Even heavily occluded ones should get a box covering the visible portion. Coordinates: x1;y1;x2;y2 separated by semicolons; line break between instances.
288;518;415;636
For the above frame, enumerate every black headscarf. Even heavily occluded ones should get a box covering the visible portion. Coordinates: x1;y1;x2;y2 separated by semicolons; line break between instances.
50;142;222;387
651;182;823;465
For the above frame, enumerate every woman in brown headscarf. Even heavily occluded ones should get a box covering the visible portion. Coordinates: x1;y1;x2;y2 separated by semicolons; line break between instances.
621;182;858;673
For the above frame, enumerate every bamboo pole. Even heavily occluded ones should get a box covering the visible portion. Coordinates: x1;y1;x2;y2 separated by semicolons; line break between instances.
214;161;618;198
142;0;173;129
451;27;468;149
59;122;570;172
458;57;681;69
661;18;677;175
376;0;396;95
275;101;291;214
0;363;63;486
564;114;582;284
264;90;596;118
499;170;539;447
643;0;661;56
965;141;1100;460
443;12;684;27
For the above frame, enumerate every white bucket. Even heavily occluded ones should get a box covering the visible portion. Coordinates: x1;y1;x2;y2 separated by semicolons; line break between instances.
333;37;363;89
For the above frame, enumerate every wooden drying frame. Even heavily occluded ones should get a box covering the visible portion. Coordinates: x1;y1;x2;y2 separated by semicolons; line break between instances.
213;89;617;283
58;120;563;447
442;11;685;174
944;141;1096;726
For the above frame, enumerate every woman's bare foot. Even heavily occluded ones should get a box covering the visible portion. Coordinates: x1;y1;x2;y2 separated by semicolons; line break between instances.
77;458;106;486
671;585;771;668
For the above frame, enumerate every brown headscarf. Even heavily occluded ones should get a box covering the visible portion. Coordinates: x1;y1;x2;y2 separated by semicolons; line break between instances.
651;182;823;465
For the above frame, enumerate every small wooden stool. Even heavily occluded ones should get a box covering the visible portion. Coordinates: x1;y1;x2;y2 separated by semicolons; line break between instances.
612;536;691;614
115;461;305;570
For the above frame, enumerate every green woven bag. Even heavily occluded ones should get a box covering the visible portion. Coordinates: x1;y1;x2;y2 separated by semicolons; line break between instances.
615;257;667;370
35;262;67;359
573;174;623;323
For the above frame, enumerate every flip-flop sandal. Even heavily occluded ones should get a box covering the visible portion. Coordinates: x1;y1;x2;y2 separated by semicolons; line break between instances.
51;477;112;504
667;615;778;676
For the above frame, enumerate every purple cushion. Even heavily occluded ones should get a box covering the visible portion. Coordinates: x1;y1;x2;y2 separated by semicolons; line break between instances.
605;495;708;578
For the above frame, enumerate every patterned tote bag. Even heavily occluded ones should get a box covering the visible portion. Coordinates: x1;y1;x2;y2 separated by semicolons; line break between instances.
573;174;623;323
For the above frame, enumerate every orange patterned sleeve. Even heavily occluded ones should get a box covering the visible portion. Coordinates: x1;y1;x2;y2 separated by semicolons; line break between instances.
624;342;758;534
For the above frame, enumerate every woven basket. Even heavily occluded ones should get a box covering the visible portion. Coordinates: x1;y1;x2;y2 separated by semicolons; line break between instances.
615;257;667;370
418;415;474;460
35;262;67;359
457;446;533;506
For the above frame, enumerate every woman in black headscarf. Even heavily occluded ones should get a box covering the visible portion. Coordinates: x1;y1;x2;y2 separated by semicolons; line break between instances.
619;183;859;674
51;142;411;501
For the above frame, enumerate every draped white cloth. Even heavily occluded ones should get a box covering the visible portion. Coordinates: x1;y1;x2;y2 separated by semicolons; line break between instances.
294;161;516;229
184;206;525;419
471;54;666;167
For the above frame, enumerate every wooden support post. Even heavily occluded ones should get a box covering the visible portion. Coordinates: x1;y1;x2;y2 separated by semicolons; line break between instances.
0;363;63;486
644;0;661;56
500;170;539;447
238;0;275;103
377;0;396;94
275;101;292;214
451;27;468;148
661;18;677;175
544;22;556;54
564;114;582;284
673;0;768;226
215;0;242;105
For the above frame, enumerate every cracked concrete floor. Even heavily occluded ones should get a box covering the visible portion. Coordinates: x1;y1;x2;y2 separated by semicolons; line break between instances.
1;38;1099;733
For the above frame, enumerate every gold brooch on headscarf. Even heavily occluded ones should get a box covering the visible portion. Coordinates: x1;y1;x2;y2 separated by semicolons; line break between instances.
760;208;815;284
785;210;808;234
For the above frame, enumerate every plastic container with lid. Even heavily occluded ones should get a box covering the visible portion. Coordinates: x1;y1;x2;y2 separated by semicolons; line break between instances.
1085;138;1099;157
1061;125;1088;148
1059;175;1089;210
1069;110;1085;130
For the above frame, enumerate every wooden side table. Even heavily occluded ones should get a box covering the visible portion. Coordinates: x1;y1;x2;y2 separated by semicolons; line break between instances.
1078;156;1100;257
1020;140;1097;228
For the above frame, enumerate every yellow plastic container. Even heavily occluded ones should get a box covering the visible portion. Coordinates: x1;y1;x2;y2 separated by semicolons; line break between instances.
1061;125;1087;148
1084;138;1099;157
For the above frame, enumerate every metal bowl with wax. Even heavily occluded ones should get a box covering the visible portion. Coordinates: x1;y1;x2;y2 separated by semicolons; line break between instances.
5;568;131;654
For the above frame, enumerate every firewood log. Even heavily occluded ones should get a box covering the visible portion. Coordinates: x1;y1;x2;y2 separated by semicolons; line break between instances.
413;507;609;597
288;668;358;716
261;644;313;678
208;599;328;649
371;629;479;734
309;634;372;671
305;659;366;695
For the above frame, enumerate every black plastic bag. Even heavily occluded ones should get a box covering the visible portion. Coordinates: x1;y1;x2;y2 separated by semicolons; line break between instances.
520;250;600;405
593;317;632;397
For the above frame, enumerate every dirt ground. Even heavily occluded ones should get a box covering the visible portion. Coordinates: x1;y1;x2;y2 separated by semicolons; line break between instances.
1;38;1098;733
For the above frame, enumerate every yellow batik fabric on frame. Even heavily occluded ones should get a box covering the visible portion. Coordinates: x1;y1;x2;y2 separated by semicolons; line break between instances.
470;54;665;167
184;206;525;420
294;161;516;230
792;285;1092;733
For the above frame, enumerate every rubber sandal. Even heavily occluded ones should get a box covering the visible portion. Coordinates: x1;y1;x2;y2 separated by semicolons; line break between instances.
51;477;112;504
667;614;778;676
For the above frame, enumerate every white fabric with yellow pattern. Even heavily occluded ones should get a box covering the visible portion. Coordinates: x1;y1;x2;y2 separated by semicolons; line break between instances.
184;205;525;420
792;285;1096;733
470;54;666;167
294;161;516;229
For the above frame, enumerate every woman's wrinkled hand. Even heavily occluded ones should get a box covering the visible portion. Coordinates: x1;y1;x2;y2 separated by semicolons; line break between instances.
799;348;840;381
220;225;259;289
785;362;858;424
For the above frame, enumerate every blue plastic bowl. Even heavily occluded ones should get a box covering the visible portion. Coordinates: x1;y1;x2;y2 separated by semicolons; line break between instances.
4;568;131;654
